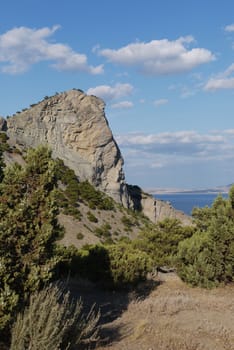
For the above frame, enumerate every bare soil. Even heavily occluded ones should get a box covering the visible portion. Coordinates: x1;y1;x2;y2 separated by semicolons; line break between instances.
69;273;234;350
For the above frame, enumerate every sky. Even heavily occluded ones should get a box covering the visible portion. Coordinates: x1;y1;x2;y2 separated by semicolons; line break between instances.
1;0;234;190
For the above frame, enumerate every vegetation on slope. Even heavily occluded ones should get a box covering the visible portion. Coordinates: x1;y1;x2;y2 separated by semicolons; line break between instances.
0;143;233;349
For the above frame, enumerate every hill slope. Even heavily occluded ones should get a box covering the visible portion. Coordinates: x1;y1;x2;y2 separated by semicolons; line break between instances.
1;90;191;226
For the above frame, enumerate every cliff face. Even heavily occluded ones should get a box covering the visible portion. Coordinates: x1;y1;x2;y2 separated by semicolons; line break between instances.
6;90;129;206
4;90;190;224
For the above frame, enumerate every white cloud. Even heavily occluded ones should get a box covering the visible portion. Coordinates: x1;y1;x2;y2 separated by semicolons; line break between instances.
87;83;133;101
204;63;234;91
99;36;215;75
204;77;234;91
225;24;234;32
116;129;234;188
111;101;133;109
115;130;234;171
154;98;169;106
0;26;103;74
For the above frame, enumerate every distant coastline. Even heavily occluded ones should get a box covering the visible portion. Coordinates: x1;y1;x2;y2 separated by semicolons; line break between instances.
147;184;232;195
152;192;229;215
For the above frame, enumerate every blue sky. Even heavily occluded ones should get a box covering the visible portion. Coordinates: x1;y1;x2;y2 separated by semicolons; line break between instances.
1;0;234;190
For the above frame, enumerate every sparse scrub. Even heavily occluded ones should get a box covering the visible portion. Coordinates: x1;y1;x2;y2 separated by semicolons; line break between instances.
10;283;100;350
121;215;134;229
77;232;84;240
94;223;112;239
87;211;98;223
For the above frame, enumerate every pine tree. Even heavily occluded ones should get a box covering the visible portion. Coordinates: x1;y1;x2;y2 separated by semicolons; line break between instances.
176;191;234;287
0;143;5;182
0;146;63;334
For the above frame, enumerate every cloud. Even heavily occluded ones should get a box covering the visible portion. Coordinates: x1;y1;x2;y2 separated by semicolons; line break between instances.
204;77;234;91
111;101;133;109
115;130;234;171
154;98;169;106
87;83;133;101
0;26;103;74
204;63;234;91
225;24;234;32
99;36;215;75
116;129;234;188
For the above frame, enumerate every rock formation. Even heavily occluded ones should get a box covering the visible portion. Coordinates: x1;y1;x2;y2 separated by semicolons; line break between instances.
6;90;129;206
3;90;190;224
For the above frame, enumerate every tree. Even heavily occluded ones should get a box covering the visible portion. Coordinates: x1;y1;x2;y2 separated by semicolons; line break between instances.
176;191;234;287
0;146;63;334
133;218;194;267
0;136;5;182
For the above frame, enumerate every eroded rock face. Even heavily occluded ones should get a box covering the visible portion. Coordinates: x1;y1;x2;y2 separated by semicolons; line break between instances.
5;90;191;224
127;185;192;224
6;90;129;205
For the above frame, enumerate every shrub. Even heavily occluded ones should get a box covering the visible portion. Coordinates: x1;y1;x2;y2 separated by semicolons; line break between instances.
55;160;115;212
94;223;112;239
10;283;100;350
55;243;152;289
76;232;84;240
87;211;98;223
107;243;153;287
0;146;63;334
0;132;10;152
176;191;234;287
133;218;194;267
121;215;134;228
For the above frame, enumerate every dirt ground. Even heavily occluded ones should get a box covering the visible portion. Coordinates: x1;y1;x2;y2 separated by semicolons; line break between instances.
69;273;234;350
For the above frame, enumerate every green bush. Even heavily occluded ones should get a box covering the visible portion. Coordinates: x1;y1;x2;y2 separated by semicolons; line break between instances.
94;223;112;239
0;146;63;335
133;218;194;267
176;192;234;288
55;243;152;289
76;232;84;240
55;160;115;214
87;211;98;223
107;243;153;287
0;132;10;152
121;215;134;228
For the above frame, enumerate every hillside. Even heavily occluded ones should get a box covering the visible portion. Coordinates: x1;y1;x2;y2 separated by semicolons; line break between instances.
0;90;191;227
0;93;233;350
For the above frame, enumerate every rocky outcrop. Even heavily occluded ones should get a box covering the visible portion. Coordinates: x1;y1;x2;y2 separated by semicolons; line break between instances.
6;90;129;206
3;90;191;224
127;185;191;224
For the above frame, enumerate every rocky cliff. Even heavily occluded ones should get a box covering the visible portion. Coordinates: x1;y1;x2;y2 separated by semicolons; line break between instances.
6;90;129;206
3;90;190;224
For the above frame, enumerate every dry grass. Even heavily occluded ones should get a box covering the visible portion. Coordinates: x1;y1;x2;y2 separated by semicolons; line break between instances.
96;273;234;350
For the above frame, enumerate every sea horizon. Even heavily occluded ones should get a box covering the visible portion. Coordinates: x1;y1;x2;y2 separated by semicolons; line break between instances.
153;192;229;216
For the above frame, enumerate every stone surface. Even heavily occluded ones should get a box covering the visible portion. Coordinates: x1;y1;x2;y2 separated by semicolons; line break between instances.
127;185;191;224
5;90;191;224
7;90;129;205
140;192;192;224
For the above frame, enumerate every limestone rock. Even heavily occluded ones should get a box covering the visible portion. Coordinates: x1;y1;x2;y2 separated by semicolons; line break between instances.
5;90;190;224
127;184;192;224
7;90;129;205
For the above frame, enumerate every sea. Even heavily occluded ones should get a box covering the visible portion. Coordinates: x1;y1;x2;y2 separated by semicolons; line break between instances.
154;193;229;216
